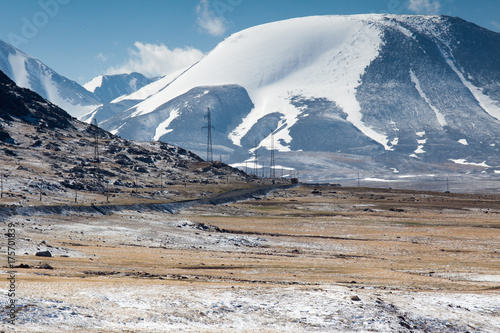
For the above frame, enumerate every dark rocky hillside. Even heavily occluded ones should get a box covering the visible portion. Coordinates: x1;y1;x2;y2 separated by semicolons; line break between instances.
0;71;73;136
0;70;249;205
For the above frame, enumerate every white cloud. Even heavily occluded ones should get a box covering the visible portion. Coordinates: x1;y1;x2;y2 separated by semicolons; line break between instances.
96;52;110;62
407;0;441;14
196;0;228;36
106;42;204;78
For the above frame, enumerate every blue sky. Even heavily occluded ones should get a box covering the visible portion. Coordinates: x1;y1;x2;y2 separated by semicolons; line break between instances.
1;0;499;84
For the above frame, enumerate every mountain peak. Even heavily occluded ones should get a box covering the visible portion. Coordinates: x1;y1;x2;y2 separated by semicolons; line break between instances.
83;72;154;104
83;75;104;93
61;15;500;181
0;39;101;119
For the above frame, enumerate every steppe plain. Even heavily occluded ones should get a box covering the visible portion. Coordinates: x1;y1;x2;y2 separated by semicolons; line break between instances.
0;182;499;332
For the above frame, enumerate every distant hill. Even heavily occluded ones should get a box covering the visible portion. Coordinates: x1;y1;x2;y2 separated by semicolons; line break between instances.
0;40;158;122
0;39;100;119
84;72;154;104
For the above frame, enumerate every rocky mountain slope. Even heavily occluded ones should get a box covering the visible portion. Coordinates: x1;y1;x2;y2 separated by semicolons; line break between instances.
95;15;500;181
0;69;248;205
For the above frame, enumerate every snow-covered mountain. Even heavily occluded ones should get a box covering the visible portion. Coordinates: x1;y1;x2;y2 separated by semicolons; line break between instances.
99;15;500;180
81;68;188;124
0;40;101;119
83;72;154;104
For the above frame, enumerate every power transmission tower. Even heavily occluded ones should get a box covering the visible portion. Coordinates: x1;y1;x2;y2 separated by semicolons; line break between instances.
74;178;78;203
202;107;214;162
270;131;276;179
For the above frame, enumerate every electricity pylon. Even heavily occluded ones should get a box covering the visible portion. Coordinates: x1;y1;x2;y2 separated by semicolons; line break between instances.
202;107;214;162
270;130;275;179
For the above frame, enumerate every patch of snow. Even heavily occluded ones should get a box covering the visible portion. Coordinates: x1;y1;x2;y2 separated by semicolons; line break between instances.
79;107;100;124
417;139;427;145
6;284;500;332
8;50;31;90
39;71;98;120
414;145;426;154
449;159;490;167
397;174;436;178
458;139;468;146
414;134;427;155
397;25;415;39
128;77;138;91
442;50;500;121
83;75;103;93
153;108;180;141
110;123;126;135
411;70;447;127
363;177;398;182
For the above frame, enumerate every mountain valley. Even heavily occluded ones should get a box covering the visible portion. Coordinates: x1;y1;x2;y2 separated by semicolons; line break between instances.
0;69;250;207
0;13;499;332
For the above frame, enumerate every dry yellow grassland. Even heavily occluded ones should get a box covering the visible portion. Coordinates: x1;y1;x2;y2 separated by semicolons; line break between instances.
1;185;499;332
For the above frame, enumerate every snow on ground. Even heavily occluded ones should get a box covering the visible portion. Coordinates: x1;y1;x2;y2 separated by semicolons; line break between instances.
363;177;399;183
83;75;103;93
153;108;180;141
8;50;31;90
410;70;447;127
2;212;497;332
1;283;498;332
114;67;190;105
6;265;500;330
449;158;490;167
1;190;499;332
40;70;98;120
441;46;500;121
